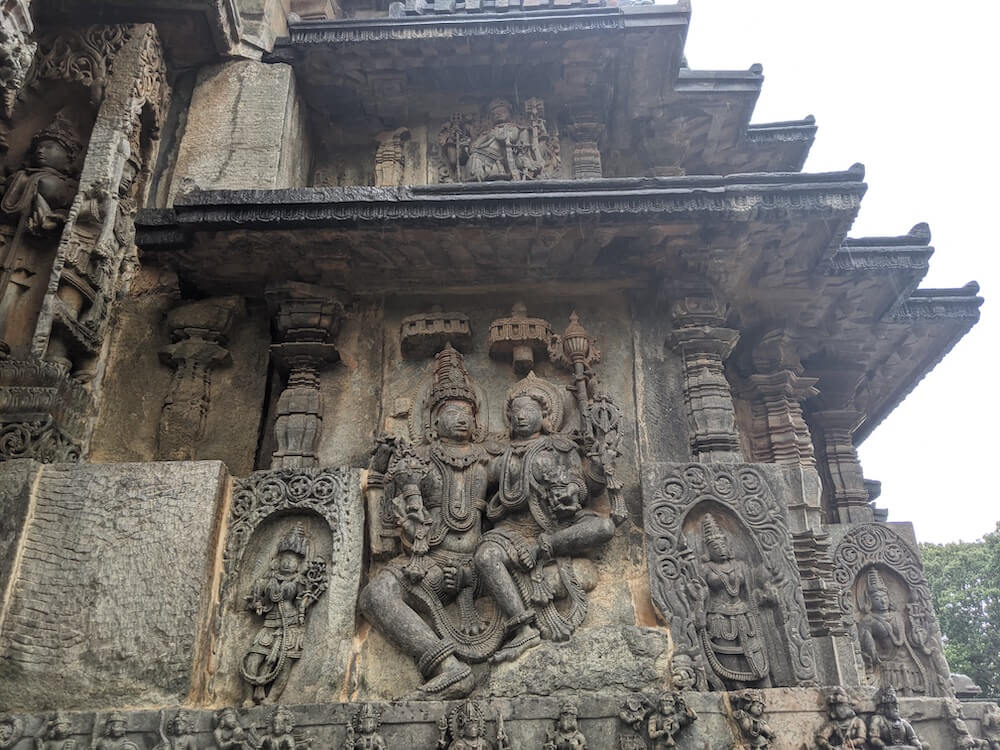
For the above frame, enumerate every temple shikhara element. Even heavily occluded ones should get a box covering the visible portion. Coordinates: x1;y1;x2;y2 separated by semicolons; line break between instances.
0;0;987;748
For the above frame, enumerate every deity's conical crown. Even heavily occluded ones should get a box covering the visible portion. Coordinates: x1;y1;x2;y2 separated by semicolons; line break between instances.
278;523;309;557
33;113;83;162
105;712;127;725
701;513;726;545
867;567;889;594
876;686;899;707
356;704;380;723
827;687;850;706
428;343;476;411
559;702;579;716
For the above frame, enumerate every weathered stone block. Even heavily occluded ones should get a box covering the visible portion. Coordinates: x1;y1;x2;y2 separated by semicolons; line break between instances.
167;60;311;202
0;461;228;711
0;459;40;606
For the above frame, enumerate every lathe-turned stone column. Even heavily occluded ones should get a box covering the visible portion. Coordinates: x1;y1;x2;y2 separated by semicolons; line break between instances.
665;291;741;463
267;283;345;469
743;330;819;466
567;111;604;180
158;296;242;460
807;368;873;524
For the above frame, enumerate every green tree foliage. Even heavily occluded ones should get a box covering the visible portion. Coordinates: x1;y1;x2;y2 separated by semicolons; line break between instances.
920;522;1000;698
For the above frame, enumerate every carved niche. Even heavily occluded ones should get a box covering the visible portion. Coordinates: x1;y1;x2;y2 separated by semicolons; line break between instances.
644;464;817;690
436;98;560;183
213;467;357;705
832;523;952;697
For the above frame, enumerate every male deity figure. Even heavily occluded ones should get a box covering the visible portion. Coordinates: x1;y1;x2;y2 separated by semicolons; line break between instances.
360;345;496;698
465;99;546;182
731;690;775;750
474;372;614;662
647;691;697;750
154;712;197;750
36;712;77;750
258;708;305;750
856;567;927;695
814;688;866;750
868;687;922;750
544;703;587;750
93;714;139;750
211;709;248;750
343;705;387;750
241;524;328;705
0;113;81;353
690;514;773;690
435;702;509;750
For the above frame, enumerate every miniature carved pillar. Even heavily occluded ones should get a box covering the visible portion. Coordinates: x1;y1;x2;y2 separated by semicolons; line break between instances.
374;127;411;187
568;113;604;180
267;284;344;469
157;296;242;460
807;369;873;524
743;330;819;465
665;291;741;463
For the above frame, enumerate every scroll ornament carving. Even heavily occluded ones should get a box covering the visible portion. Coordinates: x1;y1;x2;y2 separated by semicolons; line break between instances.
438;98;560;183
32;25;131;102
645;464;817;691
0;22;34;123
0;416;80;462
0;716;23;750
832;523;952;696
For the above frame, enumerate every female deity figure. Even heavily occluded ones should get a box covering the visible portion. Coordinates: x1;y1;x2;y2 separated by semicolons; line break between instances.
241;524;328;705
343;705;386;750
691;513;772;690
867;687;922;750
647;692;697;750
93;714;139;750
465;99;545;182
360;345;502;699
475;372;615;663
856;567;927;695
0;113;81;353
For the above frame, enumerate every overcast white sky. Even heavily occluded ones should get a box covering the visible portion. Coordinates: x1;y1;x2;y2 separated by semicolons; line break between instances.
682;2;999;544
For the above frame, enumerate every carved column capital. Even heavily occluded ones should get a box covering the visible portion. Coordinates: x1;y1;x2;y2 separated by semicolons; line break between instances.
567;111;605;180
266;284;346;469
157;296;242;461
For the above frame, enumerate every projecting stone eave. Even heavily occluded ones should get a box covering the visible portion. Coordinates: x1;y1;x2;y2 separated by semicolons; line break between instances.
854;281;982;444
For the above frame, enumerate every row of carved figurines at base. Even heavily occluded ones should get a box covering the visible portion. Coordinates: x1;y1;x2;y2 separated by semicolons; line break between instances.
7;687;995;750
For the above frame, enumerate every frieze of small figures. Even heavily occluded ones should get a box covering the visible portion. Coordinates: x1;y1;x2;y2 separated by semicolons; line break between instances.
36;712;78;750
435;702;510;750
344;705;386;750
543;703;587;750
867;687;922;750
0;717;24;750
241;524;329;705
730;690;775;750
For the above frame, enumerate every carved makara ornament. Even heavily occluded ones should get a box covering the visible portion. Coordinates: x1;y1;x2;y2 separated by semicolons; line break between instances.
241;524;329;705
439;98;559;183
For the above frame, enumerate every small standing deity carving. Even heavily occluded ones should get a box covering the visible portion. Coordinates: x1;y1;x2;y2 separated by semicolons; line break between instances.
435;703;510;750
731;690;775;750
0;716;24;750
36;712;78;750
153;712;197;750
856;567;927;695
211;709;248;750
241;524;329;705
93;714;139;750
544;703;587;750
344;705;387;750
647;691;696;750
867;687;922;750
617;694;650;750
690;514;774;690
814;688;866;750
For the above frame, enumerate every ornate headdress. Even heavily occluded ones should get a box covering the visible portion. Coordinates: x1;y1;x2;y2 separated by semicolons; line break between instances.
736;689;765;709
168;711;191;736
700;513;730;558
270;707;296;731
559;702;579;717
876;686;899;707
427;344;477;412
352;704;381;730
105;712;127;725
449;701;485;739
487;98;514;118
504;371;564;434
867;568;889;595
32;113;83;163
277;524;309;558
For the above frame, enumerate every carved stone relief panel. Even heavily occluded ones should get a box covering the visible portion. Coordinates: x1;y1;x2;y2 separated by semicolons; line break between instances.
832;523;952;697
212;467;364;706
0;460;228;711
643;462;817;691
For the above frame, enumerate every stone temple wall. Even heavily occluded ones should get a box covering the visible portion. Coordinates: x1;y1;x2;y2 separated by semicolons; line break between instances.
0;4;991;750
